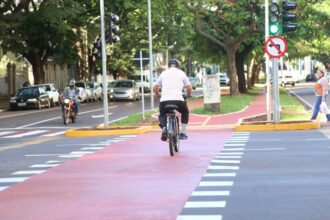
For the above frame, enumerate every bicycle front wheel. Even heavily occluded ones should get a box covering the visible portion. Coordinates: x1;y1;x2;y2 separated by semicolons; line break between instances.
168;134;175;156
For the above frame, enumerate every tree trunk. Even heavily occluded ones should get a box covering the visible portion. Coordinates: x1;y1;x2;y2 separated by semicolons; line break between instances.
227;49;240;95
26;53;46;85
247;57;256;89
235;52;247;93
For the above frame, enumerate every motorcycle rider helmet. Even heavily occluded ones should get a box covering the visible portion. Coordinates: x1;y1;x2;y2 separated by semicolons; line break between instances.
69;79;75;88
168;59;180;68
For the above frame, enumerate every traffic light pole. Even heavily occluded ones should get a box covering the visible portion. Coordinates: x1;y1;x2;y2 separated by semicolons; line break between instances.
148;0;154;110
265;0;271;121
99;0;109;128
272;58;280;124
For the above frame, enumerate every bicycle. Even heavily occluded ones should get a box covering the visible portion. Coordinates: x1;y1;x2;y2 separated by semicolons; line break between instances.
165;104;180;156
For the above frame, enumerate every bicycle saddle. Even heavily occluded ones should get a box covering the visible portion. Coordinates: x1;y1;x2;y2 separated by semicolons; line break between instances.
164;104;179;110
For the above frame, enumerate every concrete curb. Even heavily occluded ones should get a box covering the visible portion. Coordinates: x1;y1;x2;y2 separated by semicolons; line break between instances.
65;125;154;137
235;118;320;132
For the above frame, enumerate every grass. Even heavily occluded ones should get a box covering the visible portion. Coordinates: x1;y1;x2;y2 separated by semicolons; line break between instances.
111;110;157;126
191;87;262;115
279;89;310;120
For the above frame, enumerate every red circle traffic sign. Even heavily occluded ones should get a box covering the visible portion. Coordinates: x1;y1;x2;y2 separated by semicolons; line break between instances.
264;36;288;58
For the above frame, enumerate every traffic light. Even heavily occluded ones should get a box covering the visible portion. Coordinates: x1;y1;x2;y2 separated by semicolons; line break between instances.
92;37;102;60
269;1;280;36
282;1;297;33
106;13;120;44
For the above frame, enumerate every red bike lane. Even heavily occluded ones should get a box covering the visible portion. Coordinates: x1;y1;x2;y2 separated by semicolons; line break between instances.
0;129;232;220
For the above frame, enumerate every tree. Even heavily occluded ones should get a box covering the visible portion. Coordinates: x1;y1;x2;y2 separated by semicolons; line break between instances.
0;0;87;84
183;0;258;95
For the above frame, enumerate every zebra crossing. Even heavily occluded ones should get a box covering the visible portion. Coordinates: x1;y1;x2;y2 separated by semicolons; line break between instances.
0;129;66;139
0;135;137;192
176;132;250;220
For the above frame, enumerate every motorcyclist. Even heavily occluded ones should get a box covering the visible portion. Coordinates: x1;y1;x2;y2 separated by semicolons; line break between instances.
62;79;80;115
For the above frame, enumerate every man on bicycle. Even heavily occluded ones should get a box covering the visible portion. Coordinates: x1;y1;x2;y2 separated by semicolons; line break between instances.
153;59;192;141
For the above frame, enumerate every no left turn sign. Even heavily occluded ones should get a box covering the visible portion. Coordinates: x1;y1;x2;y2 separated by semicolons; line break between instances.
264;36;288;59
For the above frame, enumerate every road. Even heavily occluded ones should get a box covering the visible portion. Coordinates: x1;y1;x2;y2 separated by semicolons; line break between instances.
2;85;330;219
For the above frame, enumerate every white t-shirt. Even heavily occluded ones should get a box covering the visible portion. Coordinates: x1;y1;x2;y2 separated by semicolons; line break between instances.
155;67;191;102
317;76;329;96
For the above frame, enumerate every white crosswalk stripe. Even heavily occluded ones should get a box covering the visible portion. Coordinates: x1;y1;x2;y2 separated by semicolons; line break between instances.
0;129;66;138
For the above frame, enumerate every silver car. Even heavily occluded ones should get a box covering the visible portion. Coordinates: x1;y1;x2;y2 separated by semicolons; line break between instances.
109;80;140;101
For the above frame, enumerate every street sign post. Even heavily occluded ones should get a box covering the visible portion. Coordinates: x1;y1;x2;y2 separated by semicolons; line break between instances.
264;36;287;58
265;36;287;124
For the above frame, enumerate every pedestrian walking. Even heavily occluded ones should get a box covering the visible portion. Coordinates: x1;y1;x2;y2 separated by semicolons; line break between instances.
310;66;330;121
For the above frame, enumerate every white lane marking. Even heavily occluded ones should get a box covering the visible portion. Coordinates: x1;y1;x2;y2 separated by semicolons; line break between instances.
42;131;65;137
17;106;118;128
307;138;329;141
226;140;248;143
0;131;15;137
59;155;82;158
211;159;241;164
30;164;59;168
12;170;46;175
224;144;246;147
232;133;250;136
56;143;108;147
204;173;236;177
120;135;137;138
219;152;244;155
245;148;286;151
208;166;239;170
3;130;48;138
26;154;63;157
70;151;94;155
222;148;245;151
91;113;113;119
184;201;226;208
177;215;222;220
46;160;62;163
216;156;242;159
81;147;104;150
0;186;9;191
0;177;30;183
192;191;230;196
228;137;249;139
199;181;233;187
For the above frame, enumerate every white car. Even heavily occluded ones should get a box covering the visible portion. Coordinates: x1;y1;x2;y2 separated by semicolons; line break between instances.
75;81;92;102
37;83;60;107
88;82;102;101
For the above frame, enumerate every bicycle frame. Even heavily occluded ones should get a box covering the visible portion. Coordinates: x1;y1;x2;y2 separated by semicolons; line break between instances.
166;108;180;156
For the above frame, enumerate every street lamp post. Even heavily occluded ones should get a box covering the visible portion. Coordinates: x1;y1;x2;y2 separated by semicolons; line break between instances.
99;0;109;128
148;0;154;110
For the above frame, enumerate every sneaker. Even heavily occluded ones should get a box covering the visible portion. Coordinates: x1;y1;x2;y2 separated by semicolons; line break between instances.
179;133;188;140
161;128;167;141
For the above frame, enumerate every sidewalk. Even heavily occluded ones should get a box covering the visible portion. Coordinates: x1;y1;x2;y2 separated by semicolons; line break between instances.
0;96;9;111
0;94;267;220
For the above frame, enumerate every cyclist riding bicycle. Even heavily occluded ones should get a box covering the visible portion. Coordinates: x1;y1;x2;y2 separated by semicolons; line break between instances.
62;79;80;115
153;59;192;141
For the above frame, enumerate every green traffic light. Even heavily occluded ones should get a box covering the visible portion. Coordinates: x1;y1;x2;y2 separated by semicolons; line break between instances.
270;24;279;34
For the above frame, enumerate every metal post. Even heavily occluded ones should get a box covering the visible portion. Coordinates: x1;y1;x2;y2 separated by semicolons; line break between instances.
265;0;271;121
148;0;154;110
100;0;109;128
139;50;145;120
272;58;280;124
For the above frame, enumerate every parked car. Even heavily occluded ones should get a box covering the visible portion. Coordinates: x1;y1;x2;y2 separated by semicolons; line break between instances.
279;75;296;87
37;83;60;107
9;86;51;110
219;73;230;86
306;74;317;82
130;74;150;93
88;82;102;101
188;77;198;90
75;81;92;102
108;80;140;101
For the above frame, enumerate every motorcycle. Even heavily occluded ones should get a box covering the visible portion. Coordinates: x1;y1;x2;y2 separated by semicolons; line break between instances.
61;97;76;125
